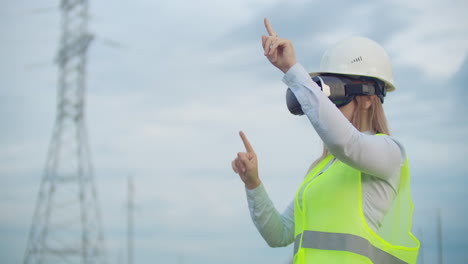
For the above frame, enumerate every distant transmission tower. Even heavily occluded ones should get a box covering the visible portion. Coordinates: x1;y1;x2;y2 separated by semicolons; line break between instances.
23;0;106;263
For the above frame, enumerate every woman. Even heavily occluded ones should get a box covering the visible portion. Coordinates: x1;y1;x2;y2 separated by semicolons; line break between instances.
232;18;420;263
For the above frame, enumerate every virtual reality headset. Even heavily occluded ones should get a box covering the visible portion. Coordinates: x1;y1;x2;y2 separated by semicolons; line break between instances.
286;75;386;115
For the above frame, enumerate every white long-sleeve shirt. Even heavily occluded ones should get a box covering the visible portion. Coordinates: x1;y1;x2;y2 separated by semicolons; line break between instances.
246;63;406;247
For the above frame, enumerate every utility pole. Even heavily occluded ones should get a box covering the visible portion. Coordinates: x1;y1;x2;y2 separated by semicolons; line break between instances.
437;208;444;264
23;1;105;263
418;228;424;264
127;176;134;264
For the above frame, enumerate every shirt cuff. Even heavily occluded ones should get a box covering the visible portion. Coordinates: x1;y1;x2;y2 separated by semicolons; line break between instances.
245;182;269;207
282;63;314;88
246;182;266;198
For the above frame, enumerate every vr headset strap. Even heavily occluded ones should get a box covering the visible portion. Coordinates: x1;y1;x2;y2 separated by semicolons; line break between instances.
345;84;377;96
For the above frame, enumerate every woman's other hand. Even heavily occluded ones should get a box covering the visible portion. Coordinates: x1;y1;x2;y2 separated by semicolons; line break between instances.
262;18;297;73
232;131;261;190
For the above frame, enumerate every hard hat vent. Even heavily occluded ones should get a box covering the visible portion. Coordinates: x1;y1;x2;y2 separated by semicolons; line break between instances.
351;56;363;64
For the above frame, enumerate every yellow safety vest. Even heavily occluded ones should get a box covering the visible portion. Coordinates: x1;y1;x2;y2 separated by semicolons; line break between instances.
293;154;420;263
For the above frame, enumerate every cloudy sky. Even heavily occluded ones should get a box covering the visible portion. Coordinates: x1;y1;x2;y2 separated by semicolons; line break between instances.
1;0;467;263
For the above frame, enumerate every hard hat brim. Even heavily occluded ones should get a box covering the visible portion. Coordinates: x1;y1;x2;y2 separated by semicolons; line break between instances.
309;72;396;92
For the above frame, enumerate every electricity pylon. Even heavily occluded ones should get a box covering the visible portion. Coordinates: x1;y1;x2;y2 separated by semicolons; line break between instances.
23;0;106;263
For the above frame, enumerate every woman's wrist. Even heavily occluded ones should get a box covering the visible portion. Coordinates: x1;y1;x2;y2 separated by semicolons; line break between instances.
280;60;297;73
245;179;262;190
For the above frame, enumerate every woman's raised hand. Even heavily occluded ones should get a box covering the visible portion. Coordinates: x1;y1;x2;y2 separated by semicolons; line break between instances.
232;131;261;190
262;18;297;73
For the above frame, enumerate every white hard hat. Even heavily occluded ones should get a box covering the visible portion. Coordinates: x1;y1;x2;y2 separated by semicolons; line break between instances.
310;36;396;92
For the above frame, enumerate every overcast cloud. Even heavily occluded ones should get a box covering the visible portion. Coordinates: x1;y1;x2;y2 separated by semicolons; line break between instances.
1;0;467;263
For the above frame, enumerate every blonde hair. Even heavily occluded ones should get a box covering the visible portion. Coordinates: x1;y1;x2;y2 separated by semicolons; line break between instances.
308;95;390;170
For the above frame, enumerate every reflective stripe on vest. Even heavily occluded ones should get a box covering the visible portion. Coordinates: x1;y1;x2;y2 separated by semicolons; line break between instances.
294;231;408;264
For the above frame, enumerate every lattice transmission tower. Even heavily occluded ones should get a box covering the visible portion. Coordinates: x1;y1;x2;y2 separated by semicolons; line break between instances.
23;0;106;263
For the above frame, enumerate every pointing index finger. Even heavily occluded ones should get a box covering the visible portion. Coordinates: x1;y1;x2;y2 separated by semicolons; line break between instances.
264;18;277;36
239;131;255;153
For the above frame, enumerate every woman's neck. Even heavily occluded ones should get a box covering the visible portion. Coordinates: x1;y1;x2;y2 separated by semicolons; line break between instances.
359;109;370;132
